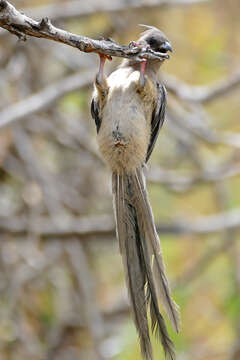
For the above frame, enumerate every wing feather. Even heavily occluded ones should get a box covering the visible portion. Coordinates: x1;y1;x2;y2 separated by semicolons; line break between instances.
90;98;102;133
146;83;166;162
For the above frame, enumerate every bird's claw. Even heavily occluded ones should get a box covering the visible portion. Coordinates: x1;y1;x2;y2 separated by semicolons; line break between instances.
98;52;112;61
129;41;140;48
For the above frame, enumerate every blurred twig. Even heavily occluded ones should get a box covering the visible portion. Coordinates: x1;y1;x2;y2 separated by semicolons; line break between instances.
1;208;240;238
0;71;93;127
163;70;240;103
65;239;105;360
23;0;208;23
148;150;240;191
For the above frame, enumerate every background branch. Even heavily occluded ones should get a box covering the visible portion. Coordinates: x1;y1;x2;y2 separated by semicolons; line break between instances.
23;0;208;23
0;208;240;238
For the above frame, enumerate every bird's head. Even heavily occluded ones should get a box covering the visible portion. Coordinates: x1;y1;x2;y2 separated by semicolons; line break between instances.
138;25;172;58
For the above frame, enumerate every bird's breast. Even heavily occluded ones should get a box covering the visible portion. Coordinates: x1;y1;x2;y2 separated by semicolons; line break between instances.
97;70;153;173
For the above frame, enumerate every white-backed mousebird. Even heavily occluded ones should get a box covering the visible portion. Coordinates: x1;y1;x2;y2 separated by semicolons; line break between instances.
91;26;179;360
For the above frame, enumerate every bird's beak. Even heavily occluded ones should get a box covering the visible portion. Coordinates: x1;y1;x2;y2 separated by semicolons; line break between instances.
160;41;173;53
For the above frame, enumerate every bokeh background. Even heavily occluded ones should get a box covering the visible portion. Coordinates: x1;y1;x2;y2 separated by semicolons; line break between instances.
0;0;240;359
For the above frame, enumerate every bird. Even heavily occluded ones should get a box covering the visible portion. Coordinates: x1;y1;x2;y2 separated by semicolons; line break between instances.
91;25;180;360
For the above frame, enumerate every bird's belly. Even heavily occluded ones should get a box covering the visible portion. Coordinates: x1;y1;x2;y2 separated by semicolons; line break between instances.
98;107;150;173
97;70;153;173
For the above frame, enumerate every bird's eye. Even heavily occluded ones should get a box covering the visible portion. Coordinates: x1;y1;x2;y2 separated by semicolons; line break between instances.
148;37;157;47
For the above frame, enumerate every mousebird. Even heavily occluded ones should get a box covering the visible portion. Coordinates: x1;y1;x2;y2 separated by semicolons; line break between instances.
91;26;180;360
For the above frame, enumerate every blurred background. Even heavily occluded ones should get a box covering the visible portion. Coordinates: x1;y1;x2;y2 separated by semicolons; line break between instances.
0;0;240;359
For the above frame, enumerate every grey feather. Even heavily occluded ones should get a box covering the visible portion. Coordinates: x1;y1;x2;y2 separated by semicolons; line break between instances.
135;201;176;360
139;24;159;35
146;83;167;162
112;173;153;360
132;168;180;333
113;172;178;360
139;24;158;30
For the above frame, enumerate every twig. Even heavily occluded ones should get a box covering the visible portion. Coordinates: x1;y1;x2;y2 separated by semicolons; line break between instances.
0;71;93;127
148;152;240;191
1;208;240;238
174;176;238;288
221;132;240;148
0;0;169;61
23;0;208;23
167;96;219;144
13;126;61;215
163;70;240;103
174;232;237;287
65;239;105;360
231;343;240;360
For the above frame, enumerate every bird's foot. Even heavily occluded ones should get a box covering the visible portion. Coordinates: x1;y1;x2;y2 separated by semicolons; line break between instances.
129;41;148;88
139;59;147;88
96;53;111;86
129;40;140;48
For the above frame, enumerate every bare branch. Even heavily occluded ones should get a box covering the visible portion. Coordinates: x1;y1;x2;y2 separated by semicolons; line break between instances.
221;132;240;148
167;97;219;144
0;0;169;62
1;208;240;238
0;71;93;127
175;231;237;287
231;343;240;360
65;239;105;360
164;70;240;103
23;0;209;22
148;153;240;191
174;180;238;288
3;68;240;135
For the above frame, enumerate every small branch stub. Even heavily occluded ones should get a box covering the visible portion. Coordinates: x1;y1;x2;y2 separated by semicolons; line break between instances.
39;17;51;31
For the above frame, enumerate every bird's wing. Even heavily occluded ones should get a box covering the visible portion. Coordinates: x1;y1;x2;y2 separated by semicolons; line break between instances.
90;98;102;133
146;83;166;162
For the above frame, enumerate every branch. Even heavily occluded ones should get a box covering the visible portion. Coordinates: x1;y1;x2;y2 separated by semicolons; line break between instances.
23;0;208;23
148;157;240;191
3;68;240;133
0;71;93;128
1;208;240;238
65;239;105;360
174;225;237;287
0;0;169;62
221;132;240;148
163;70;240;103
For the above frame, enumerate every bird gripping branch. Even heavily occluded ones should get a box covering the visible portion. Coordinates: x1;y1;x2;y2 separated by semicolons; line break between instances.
91;25;180;360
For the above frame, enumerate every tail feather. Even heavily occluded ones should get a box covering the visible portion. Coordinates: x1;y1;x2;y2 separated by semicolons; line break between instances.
112;173;153;360
132;168;180;333
112;171;179;360
137;217;176;360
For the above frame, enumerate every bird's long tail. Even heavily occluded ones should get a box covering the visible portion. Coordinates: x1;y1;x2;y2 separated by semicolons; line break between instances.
112;169;180;360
